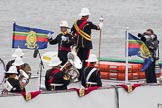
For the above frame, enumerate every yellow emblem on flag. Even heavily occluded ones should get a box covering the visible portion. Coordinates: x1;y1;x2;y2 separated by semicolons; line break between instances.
139;43;150;58
25;31;37;48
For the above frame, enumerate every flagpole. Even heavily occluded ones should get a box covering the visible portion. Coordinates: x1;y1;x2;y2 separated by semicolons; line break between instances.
12;19;16;48
125;27;129;84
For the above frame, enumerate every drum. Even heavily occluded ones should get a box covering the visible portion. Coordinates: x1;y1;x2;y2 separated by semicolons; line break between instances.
0;58;5;85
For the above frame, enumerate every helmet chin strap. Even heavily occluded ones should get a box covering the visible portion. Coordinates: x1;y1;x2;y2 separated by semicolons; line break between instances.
62;31;68;35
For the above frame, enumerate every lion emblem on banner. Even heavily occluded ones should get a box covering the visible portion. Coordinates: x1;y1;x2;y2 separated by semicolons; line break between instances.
25;31;37;48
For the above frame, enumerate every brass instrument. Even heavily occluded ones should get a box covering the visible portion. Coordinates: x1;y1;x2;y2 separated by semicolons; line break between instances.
61;52;82;82
18;64;31;88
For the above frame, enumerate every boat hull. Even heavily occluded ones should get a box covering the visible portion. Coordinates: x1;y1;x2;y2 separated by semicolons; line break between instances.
0;84;162;108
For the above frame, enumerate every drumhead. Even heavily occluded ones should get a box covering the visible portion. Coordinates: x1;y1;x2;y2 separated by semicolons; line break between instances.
0;58;5;85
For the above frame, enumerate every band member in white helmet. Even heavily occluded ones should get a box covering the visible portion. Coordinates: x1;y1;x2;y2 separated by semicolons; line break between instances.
48;20;74;66
71;8;103;81
5;48;31;81
4;66;25;92
81;54;102;88
12;57;31;90
6;47;24;71
45;57;70;91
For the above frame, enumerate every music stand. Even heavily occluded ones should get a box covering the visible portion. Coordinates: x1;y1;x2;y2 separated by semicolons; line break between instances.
34;47;44;90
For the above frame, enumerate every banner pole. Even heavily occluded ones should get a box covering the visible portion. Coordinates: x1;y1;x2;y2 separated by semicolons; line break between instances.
125;27;129;84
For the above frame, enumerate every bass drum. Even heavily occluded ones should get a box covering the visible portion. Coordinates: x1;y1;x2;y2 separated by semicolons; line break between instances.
0;58;5;85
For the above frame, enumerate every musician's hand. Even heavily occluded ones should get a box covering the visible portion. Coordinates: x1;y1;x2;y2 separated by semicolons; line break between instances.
20;78;29;88
61;36;68;41
71;45;77;52
20;82;26;89
48;33;53;39
98;16;104;29
98;22;103;29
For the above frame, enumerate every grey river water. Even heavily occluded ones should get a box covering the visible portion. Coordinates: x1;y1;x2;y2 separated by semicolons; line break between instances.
0;0;162;91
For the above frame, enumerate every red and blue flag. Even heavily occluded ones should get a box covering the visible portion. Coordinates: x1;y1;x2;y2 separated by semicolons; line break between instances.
12;23;54;49
128;33;152;71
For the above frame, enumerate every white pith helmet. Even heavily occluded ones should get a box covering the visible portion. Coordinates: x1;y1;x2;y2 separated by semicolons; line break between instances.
86;54;98;62
6;66;18;74
59;20;69;28
12;47;24;58
48;57;62;67
79;7;91;16
13;57;24;66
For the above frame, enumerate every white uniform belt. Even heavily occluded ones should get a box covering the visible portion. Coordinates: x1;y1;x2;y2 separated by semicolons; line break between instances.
86;81;97;85
86;68;97;82
50;83;64;86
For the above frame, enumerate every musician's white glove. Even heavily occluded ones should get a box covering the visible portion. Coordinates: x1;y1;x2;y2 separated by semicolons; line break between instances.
98;16;104;29
61;36;67;41
99;22;103;29
71;45;77;52
48;33;53;39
